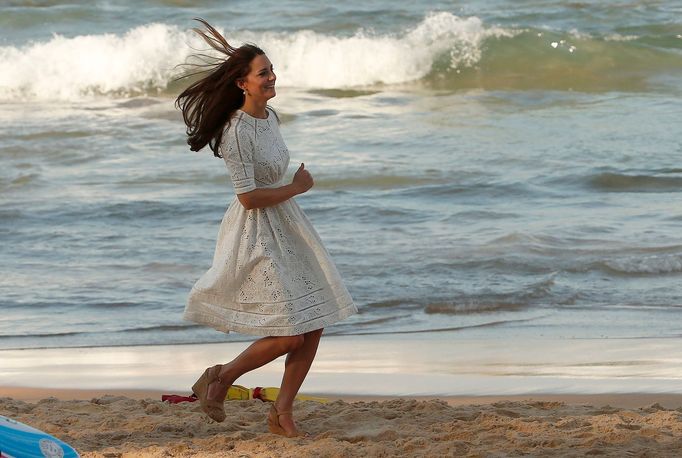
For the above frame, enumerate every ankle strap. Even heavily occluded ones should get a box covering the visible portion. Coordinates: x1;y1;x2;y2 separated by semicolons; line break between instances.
211;365;227;385
272;404;292;416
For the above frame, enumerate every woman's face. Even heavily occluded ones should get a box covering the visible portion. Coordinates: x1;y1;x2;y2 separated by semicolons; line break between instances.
240;54;276;101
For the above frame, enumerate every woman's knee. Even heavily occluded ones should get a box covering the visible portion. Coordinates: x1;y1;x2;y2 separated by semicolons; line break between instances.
281;335;305;352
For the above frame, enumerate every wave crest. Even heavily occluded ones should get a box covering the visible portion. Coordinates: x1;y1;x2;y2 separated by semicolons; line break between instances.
602;254;682;275
1;12;680;101
0;23;189;100
255;13;513;88
1;13;509;100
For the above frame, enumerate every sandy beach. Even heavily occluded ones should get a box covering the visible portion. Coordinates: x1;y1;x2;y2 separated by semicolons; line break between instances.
2;388;682;457
3;335;682;456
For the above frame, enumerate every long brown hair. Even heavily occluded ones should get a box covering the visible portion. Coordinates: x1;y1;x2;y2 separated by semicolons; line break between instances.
175;18;264;158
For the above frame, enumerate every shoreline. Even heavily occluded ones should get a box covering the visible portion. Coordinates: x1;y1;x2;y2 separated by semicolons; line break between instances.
3;333;682;396
3;385;682;409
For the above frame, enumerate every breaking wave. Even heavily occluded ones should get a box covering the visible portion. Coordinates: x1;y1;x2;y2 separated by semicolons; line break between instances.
1;12;680;101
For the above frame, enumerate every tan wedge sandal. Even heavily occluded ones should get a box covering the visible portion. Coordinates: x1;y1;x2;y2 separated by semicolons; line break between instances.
268;404;310;438
191;364;226;423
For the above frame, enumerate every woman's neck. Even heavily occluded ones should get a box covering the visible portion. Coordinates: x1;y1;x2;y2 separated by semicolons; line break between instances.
240;98;268;119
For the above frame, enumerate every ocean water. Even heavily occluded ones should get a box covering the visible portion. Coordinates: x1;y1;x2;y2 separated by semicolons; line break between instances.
1;1;681;351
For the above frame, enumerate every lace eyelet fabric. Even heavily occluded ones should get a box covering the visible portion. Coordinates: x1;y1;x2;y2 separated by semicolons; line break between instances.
184;108;358;336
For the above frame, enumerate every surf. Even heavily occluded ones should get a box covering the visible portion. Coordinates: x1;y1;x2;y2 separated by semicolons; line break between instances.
2;12;681;101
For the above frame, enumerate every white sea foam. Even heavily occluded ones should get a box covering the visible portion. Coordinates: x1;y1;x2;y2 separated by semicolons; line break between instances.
604;33;639;42
0;23;190;101
0;13;514;101
251;13;514;88
605;254;682;274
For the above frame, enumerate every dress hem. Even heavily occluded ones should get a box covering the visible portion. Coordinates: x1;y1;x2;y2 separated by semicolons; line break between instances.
183;300;358;337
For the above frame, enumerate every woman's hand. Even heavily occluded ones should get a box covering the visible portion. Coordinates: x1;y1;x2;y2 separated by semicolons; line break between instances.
236;163;314;210
292;163;314;194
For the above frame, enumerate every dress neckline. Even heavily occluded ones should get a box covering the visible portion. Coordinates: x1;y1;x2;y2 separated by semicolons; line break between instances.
237;108;270;120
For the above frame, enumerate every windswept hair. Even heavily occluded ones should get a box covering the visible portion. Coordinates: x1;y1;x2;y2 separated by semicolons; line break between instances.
175;18;264;158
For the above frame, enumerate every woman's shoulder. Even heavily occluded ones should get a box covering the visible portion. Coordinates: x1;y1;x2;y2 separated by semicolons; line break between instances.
225;111;256;137
233;110;257;128
265;105;281;125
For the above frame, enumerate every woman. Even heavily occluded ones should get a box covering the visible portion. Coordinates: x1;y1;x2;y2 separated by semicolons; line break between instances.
175;19;358;438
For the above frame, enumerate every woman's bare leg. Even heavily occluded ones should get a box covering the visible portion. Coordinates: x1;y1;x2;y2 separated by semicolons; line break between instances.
273;328;324;433
205;335;304;401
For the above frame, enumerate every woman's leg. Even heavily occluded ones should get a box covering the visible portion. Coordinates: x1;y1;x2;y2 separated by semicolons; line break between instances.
205;335;304;401
273;328;324;432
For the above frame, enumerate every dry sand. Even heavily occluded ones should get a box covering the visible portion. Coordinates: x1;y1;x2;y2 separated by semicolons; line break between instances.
2;388;682;457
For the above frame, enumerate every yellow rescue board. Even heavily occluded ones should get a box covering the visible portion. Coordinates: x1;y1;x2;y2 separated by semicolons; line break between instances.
226;385;328;403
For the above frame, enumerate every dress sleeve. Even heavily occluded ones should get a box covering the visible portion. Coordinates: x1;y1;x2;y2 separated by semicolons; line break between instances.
221;120;256;194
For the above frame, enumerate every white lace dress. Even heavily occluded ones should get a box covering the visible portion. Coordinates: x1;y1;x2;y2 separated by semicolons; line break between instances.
184;108;358;336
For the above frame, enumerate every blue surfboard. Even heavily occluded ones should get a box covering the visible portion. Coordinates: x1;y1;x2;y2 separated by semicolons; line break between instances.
0;415;79;458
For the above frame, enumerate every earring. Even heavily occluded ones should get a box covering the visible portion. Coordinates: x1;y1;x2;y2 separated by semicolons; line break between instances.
243;90;247;96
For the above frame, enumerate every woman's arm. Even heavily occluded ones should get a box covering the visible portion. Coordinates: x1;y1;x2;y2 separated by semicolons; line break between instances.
237;163;313;210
